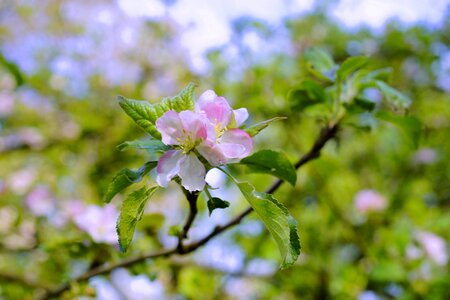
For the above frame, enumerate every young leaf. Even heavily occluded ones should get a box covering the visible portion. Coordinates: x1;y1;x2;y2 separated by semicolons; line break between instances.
207;197;230;215
104;161;157;203
240;150;297;186
304;48;336;82
118;83;196;139
304;48;335;72
243;117;286;137
337;56;369;83
117;139;170;153
288;80;326;111
375;81;411;108
376;111;421;148
168;225;181;237
117;186;158;252
237;182;300;269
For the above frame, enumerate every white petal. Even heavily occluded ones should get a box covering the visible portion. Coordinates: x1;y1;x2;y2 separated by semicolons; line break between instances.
155;110;184;145
196;141;227;166
156;150;184;187
217;129;253;160
178;152;206;192
233;108;249;127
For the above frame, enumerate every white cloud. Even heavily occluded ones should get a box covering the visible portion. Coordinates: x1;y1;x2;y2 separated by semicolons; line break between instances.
331;0;450;30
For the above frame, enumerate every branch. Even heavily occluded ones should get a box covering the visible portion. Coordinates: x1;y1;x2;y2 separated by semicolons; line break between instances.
185;123;339;252
36;123;338;300
177;190;199;253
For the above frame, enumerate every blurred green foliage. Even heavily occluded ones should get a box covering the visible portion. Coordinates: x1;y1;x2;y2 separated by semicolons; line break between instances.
0;2;449;300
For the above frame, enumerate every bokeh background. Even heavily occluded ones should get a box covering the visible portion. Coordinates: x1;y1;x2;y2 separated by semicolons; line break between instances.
0;0;449;299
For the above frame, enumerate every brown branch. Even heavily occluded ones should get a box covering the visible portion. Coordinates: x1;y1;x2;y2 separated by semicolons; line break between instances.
185;123;339;252
177;190;199;253
36;123;338;300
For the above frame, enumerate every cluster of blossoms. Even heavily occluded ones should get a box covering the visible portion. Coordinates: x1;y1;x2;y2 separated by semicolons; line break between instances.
155;90;253;192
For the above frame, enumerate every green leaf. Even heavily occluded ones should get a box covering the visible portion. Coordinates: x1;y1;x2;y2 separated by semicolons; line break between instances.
0;52;25;87
354;97;376;111
104;161;157;203
207;197;230;215
376;111;421;148
243;117;286;137
168;225;181;237
361;67;392;82
118;83;196;138
375;81;411;108
337;56;369;82
304;48;336;82
288;80;326;111
117;139;170;153
240;150;297;186
237;181;300;269
117;186;158;252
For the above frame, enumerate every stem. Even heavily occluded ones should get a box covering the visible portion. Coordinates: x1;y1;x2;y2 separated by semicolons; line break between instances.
176;190;199;254
35;123;338;300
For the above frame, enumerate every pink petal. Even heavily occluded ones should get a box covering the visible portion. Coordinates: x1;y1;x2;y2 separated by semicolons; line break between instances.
178;110;210;141
217;129;253;160
178;153;206;192
156;150;184;187
233;108;249;127
196;90;217;107
197;142;228;166
156;110;184;145
195;90;232;129
197;129;253;166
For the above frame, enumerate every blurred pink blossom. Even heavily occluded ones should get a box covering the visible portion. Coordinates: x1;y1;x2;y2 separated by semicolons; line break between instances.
412;148;438;165
73;204;119;244
354;189;387;213
49;200;87;228
8;168;36;194
0;92;14;116
25;185;56;217
416;231;448;266
0;206;18;234
18;128;45;149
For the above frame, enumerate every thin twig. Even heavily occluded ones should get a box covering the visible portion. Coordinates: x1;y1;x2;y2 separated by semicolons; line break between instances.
177;191;199;253
36;123;338;300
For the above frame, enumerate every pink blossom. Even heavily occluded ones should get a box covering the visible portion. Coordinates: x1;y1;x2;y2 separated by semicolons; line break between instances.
73;204;118;244
25;185;56;217
155;90;253;191
412;148;438;165
155;110;213;191
195;90;253;166
354;189;387;213
416;231;448;266
8;168;36;194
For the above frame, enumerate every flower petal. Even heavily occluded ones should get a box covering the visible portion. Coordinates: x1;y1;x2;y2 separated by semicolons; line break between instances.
156;150;184;187
178;152;206;192
195;91;232;129
178;110;212;141
156;110;184;145
233;108;249;127
196;90;217;108
197;141;228;166
217;129;253;161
